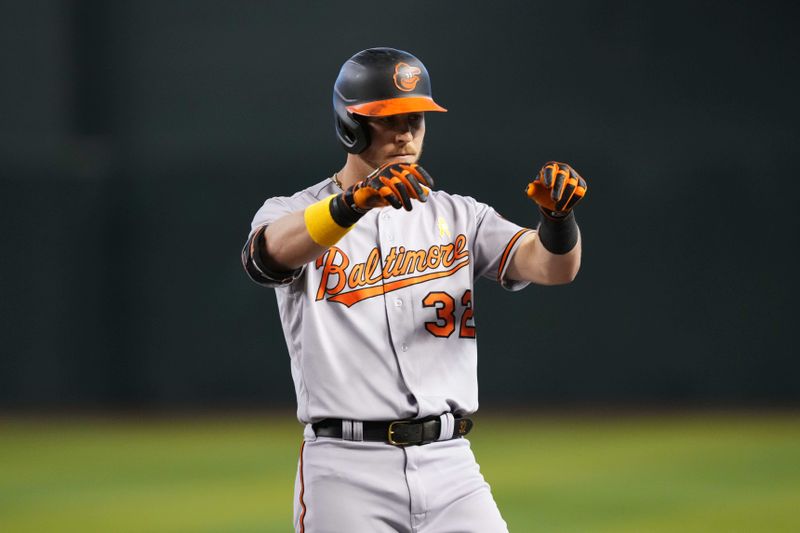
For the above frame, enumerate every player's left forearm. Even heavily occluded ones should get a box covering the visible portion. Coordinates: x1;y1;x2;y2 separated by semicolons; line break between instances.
510;161;587;284
506;230;581;285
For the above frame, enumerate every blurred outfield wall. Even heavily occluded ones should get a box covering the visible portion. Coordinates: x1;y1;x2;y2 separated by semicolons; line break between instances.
1;1;798;409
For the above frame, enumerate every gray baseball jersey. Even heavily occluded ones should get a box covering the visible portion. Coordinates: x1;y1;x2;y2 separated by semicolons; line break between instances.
245;178;532;424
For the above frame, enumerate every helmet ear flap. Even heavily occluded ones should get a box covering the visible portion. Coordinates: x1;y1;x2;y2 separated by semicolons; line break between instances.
334;111;370;154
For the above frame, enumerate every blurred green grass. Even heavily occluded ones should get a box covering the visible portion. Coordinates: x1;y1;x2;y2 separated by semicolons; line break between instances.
1;412;798;532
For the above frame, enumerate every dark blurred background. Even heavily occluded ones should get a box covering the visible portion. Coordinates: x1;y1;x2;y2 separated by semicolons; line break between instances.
2;0;798;411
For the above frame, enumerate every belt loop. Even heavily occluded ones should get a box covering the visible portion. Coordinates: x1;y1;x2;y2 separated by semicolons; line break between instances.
352;421;364;441
437;413;455;441
342;420;353;440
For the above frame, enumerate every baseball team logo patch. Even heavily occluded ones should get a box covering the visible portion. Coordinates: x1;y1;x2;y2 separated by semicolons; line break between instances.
393;62;422;92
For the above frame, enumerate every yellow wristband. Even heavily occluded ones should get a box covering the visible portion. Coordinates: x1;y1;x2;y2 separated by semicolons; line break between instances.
304;195;355;247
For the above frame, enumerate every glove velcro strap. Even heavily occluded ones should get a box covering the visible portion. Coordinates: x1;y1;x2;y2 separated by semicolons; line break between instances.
537;207;579;254
330;189;367;227
304;194;357;247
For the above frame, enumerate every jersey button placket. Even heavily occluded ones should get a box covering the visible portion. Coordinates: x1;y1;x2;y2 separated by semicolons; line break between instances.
385;212;395;241
380;213;411;360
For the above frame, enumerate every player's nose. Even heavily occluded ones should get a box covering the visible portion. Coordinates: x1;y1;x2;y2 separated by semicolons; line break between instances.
395;124;414;142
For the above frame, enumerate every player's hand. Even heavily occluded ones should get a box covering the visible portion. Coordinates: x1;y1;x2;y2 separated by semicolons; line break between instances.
525;161;587;215
348;162;434;211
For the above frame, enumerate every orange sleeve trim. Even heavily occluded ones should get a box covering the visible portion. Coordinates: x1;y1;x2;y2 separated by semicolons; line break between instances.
298;441;307;533
497;229;533;283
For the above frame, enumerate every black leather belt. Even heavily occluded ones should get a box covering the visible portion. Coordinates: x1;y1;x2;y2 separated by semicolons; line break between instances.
312;416;474;446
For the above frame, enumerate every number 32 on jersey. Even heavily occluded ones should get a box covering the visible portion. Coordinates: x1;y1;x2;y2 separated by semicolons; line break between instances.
422;290;475;339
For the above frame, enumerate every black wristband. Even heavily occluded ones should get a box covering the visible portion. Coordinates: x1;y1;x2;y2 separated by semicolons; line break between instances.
537;207;579;254
329;190;367;227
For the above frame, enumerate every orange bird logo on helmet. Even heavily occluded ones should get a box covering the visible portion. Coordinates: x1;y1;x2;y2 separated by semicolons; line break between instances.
393;62;422;92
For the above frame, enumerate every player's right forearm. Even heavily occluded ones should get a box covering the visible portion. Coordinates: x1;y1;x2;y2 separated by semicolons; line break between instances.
261;210;331;271
261;163;433;271
262;189;366;270
261;189;366;271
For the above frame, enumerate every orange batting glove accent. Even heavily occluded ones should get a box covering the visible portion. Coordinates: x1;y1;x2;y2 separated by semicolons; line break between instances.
351;162;435;211
526;161;587;214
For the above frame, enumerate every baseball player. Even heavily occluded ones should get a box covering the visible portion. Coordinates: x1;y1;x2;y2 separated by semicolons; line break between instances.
242;47;587;533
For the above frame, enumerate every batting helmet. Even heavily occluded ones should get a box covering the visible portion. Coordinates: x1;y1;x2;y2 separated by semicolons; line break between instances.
333;47;447;154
